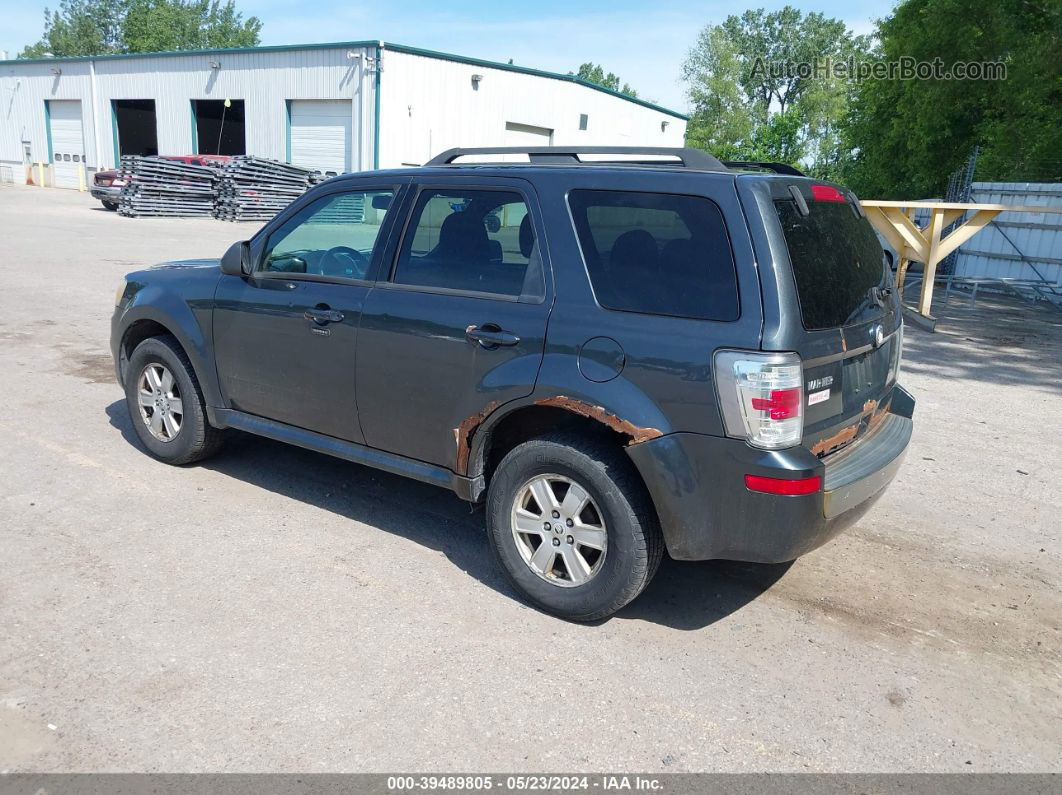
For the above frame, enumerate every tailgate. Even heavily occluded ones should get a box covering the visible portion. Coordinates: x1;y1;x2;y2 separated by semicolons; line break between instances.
757;177;903;457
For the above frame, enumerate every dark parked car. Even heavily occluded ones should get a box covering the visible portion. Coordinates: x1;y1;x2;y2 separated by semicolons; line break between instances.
92;154;231;209
110;147;914;620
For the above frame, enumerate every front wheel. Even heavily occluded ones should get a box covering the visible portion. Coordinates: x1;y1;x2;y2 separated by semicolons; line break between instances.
124;335;223;465
486;433;663;621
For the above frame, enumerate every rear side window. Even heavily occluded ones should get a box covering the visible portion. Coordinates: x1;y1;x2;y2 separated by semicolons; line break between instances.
568;190;739;321
393;188;541;299
775;196;889;329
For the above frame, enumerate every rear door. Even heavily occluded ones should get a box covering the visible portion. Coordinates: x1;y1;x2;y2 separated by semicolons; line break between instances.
355;175;551;472
743;177;903;457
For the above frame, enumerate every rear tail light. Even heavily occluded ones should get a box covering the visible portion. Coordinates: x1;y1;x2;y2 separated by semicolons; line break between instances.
714;351;804;449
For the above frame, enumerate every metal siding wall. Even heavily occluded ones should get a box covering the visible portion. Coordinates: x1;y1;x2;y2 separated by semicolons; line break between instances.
1;61;95;168
379;50;687;167
2;46;373;172
955;183;1062;285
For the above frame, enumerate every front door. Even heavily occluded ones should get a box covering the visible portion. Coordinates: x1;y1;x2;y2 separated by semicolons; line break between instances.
356;178;552;471
213;185;400;442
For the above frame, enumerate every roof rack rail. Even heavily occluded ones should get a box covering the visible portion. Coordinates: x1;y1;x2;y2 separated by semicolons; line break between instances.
723;161;806;177
426;146;728;172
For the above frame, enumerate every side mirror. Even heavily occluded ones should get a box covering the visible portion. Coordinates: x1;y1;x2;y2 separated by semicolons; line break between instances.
220;240;250;276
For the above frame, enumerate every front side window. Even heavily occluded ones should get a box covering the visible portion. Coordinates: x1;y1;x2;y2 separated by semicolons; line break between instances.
393;188;540;298
260;190;394;280
568;190;739;321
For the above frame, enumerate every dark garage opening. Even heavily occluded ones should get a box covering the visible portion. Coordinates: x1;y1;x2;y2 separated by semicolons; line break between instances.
113;99;158;157
193;99;246;156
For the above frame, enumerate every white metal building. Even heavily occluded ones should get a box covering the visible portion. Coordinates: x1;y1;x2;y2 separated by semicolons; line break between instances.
0;40;687;185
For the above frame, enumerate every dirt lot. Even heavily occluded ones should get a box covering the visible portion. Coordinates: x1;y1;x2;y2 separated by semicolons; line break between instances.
1;184;1059;773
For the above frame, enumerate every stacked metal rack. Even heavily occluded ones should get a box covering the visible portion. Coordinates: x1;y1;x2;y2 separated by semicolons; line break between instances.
213;157;314;221
117;156;219;217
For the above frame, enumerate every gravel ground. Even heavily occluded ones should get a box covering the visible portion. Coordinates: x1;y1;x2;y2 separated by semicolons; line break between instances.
1;185;1059;773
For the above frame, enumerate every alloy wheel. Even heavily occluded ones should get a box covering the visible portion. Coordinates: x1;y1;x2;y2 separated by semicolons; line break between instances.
510;474;607;587
137;363;183;442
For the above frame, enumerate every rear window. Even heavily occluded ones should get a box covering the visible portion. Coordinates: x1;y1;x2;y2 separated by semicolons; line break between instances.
568;190;739;321
775;196;888;329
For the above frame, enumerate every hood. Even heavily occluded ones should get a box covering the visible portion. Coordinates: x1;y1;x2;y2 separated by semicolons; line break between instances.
149;258;222;270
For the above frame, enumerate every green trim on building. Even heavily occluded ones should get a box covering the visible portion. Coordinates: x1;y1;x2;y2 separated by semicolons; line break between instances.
43;100;53;162
110;99;120;166
284;99;291;163
189;100;199;153
3;40;689;120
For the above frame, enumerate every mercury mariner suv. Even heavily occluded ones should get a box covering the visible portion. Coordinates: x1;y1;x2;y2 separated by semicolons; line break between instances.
110;146;914;621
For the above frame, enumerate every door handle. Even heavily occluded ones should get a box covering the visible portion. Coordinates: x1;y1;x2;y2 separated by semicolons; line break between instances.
465;324;520;349
305;307;344;324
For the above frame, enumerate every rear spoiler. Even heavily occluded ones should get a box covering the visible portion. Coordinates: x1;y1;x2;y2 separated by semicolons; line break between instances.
723;161;806;177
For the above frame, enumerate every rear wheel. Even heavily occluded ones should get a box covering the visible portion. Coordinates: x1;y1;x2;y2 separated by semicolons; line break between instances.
486;433;663;621
102;201;118;211
124;335;223;465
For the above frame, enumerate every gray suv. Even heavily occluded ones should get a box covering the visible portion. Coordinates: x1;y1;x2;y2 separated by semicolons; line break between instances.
110;147;914;621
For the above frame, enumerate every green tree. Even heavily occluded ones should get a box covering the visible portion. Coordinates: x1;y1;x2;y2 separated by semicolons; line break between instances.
841;0;1061;198
681;6;869;174
573;62;639;98
20;0;261;57
20;0;126;57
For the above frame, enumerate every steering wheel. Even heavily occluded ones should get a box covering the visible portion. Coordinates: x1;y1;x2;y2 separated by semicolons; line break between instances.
318;246;370;279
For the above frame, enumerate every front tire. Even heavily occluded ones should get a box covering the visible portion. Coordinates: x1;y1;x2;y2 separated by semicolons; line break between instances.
124;335;223;465
486;433;663;621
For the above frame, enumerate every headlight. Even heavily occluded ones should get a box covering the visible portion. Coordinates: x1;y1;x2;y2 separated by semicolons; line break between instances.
115;279;127;306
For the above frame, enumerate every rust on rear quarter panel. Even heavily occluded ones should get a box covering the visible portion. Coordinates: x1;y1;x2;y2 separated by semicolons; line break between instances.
534;396;664;445
454;400;500;474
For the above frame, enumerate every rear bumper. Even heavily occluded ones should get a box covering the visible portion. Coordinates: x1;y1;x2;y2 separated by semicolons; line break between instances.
627;385;914;562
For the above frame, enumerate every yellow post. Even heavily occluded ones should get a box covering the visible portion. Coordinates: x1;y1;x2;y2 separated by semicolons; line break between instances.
78;164;86;192
37;161;45;187
918;208;945;317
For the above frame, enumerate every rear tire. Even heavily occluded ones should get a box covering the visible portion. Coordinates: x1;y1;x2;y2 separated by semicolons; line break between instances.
124;335;223;465
486;432;663;621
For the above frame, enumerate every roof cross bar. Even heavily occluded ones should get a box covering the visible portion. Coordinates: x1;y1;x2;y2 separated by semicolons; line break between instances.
426;147;728;172
722;161;806;177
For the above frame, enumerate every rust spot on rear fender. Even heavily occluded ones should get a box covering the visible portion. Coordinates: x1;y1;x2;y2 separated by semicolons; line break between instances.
534;396;664;445
454;401;499;475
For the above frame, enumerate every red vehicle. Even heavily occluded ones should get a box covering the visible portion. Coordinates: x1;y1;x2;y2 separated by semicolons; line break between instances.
91;155;232;210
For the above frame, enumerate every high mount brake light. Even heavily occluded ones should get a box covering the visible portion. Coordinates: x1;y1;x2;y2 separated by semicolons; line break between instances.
714;351;804;449
811;184;846;203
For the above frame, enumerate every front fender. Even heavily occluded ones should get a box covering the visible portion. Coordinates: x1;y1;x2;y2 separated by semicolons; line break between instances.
113;286;222;409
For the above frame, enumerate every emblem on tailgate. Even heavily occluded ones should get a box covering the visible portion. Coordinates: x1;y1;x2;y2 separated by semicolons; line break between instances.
870;324;884;348
807;375;833;391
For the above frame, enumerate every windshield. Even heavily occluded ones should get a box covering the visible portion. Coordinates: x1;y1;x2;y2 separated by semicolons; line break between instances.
775;197;888;330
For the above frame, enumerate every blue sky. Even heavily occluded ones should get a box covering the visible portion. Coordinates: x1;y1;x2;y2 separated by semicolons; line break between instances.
2;0;896;111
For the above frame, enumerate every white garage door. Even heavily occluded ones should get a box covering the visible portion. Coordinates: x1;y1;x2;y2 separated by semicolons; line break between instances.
289;100;351;175
504;122;553;147
49;100;85;189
